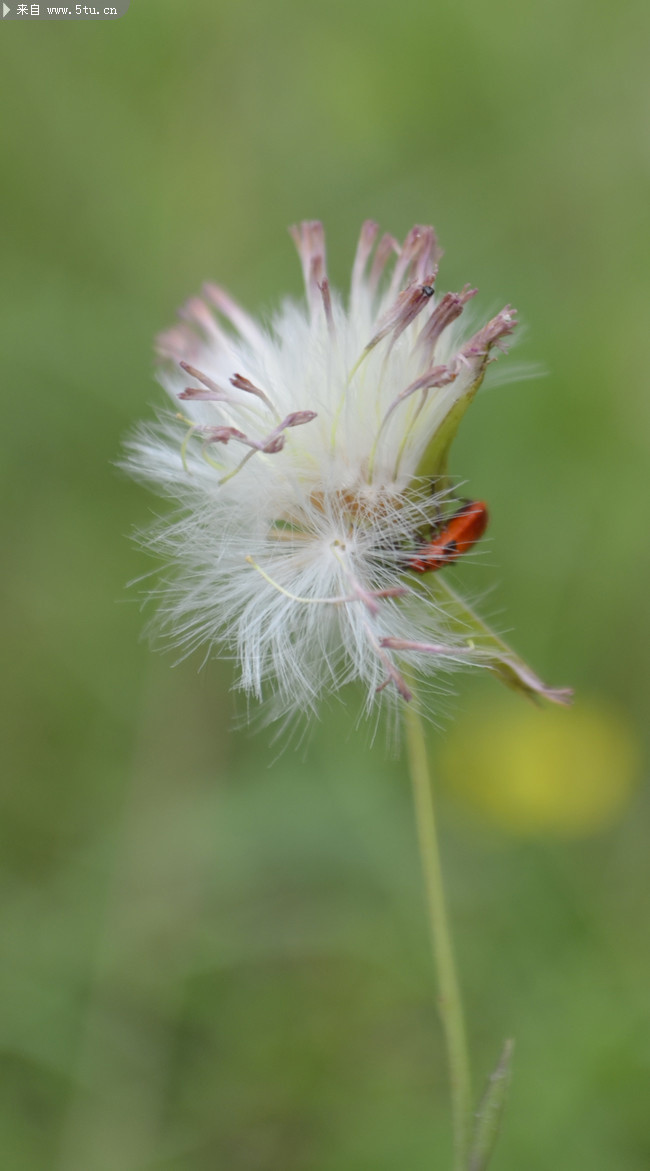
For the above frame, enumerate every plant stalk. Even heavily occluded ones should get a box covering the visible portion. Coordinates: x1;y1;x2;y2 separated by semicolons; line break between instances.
404;700;472;1171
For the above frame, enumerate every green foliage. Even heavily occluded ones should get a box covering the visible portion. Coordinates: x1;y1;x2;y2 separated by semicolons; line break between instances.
469;1040;514;1171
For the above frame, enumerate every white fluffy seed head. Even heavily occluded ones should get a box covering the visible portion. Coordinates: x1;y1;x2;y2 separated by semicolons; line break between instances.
124;220;569;726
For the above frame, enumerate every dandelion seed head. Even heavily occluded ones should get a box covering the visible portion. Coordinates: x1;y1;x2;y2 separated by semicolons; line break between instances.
124;221;570;724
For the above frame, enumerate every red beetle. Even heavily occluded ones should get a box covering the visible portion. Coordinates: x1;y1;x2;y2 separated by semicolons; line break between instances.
407;499;489;574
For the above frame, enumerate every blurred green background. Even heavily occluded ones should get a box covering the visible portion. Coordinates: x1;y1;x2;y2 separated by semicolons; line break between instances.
1;1;649;1168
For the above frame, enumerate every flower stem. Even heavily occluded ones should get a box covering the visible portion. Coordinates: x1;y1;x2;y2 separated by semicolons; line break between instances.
404;700;472;1171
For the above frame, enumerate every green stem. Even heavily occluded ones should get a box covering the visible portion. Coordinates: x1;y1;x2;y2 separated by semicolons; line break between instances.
404;700;472;1171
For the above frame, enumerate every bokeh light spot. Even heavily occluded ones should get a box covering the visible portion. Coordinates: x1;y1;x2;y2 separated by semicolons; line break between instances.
439;697;642;837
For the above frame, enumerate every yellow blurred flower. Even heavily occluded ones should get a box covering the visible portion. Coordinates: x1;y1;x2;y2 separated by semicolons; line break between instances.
440;697;641;837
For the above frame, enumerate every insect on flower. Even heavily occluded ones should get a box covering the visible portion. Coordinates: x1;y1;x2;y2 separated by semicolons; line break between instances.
406;500;489;574
123;221;572;722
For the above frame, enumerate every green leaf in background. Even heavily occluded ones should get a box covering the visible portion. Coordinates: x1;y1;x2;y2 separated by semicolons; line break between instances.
469;1040;515;1171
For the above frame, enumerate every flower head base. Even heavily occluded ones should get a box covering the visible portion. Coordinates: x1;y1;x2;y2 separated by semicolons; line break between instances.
125;221;571;723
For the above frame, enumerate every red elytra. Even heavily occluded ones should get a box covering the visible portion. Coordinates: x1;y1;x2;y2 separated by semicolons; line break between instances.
407;500;489;574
